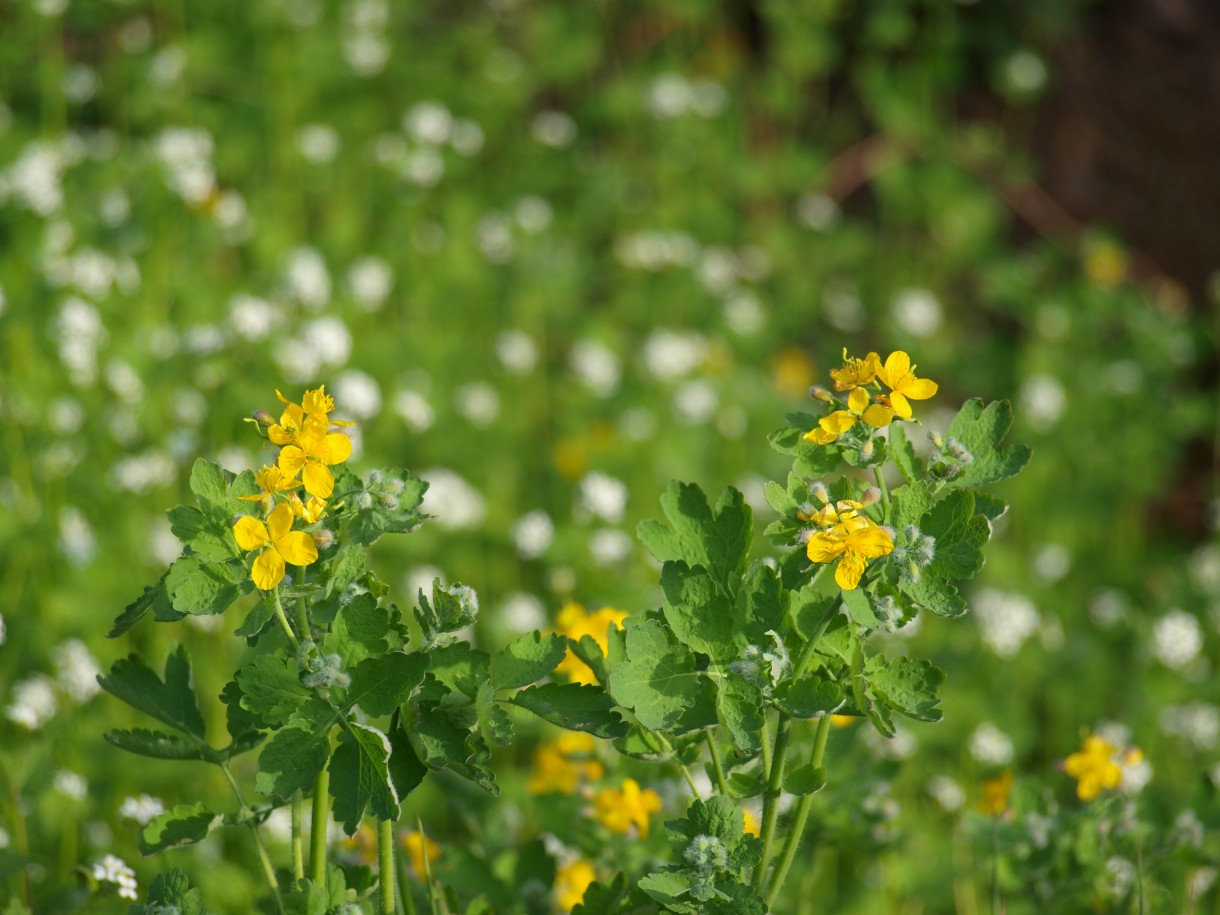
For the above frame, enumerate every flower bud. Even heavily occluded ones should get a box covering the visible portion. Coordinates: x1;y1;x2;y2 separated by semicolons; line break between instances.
809;385;834;403
251;409;275;428
311;529;335;551
928;431;944;450
810;482;829;504
797;529;814;545
354;491;374;510
860;440;875;461
860;486;881;507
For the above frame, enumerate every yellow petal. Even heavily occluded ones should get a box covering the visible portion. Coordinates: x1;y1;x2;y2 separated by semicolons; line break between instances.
848;525;894;558
302;462;335;499
278;445;308;478
302;387;334;417
901;377;938;400
252;549;286;590
806;533;846;564
889;391;912;419
297;420;329;457
275;530;319;567
862;404;894;428
275;389;292;405
233;516;270;551
881;351;911;388
325;432;353;465
835;551;868;590
268;426;295;446
819;411;858;434
847;387;870;413
266;503;295;541
803;428;838;445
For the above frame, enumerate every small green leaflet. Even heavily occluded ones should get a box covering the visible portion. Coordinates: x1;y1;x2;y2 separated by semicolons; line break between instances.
866;655;946;723
347;469;429;545
512;683;629;739
105;728;216;764
140;803;219;855
714;677;764;755
607;620;701;731
166;555;245;617
944;399;1032;488
255;712;334;798
345;652;428;717
329;723;399;834
660;562;736;660
637;482;751;591
772;677;844;719
98;644;207;740
783;765;826;796
492;631;568;691
888;424;925;484
923;490;990;580
235;653;312;727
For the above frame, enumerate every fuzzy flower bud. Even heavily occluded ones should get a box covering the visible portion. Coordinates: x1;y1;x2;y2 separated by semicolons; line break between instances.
683;834;729;873
796;529;814;546
929;430;944;450
860;440;875;461
354;491;374;510
251;409;276;428
859;486;882;507
809;385;834;403
810;482;829;504
311;528;335;551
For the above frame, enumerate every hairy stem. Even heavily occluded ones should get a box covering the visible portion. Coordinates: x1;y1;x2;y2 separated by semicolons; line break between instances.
752;716;792;889
311;766;331;885
291;792;305;882
220;763;285;914
873;464;891;519
705;732;729;796
271;586;300;649
379;818;396;914
766;715;832;905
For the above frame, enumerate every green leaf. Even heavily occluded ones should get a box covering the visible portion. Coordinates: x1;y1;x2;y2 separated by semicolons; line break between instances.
167;505;235;563
401;701;498;794
492;631;568;691
944;399;1032;488
421;642;490;701
105;728;215;763
323;592;389;668
140;803;219;855
221;678;266;738
346;652;428;717
166;555;244;617
666;794;747;849
234;595;277;641
607;620;701;731
972;492;1008;521
135;869;205;915
763;479;798;516
638;872;692;907
866;655;946;722
347;470;429;545
782;765;826;796
236;654;311;727
840;587;880;629
660;562;736;659
108;570;182;638
890;482;931;532
189;459;232;513
902;574;966;618
572;874;633;915
98;645;207;739
512;683;629;739
714;677;764;755
727;771;766;798
386;715;428;800
736;562;787;644
414;579;480;645
889;424;924;484
476;681;513;746
637;482;751;591
329;723;399;834
255;714;333;798
791;589;837;644
923;490;989;581
772;677;844;719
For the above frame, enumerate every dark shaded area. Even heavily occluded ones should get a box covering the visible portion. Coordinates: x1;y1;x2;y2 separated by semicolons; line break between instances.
1033;0;1220;298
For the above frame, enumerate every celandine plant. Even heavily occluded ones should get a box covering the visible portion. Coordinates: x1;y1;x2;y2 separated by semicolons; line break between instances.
103;350;1029;914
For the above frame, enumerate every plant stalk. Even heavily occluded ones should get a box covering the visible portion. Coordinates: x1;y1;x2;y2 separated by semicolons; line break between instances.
291;791;305;882
379;818;396;913
705;732;729;796
311;766;331;885
220;762;285;914
752;715;792;889
272;586;300;649
0;753;32;907
765;715;832;905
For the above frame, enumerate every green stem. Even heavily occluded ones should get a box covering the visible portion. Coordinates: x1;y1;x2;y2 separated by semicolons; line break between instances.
678;761;703;799
872;465;891;520
705;732;729;796
752;716;793;889
398;854;417;915
220;763;285;914
765;716;832;905
379;818;396;914
272;586;300;649
0;754;32;907
291;792;305;882
311;766;331;885
295;569;312;639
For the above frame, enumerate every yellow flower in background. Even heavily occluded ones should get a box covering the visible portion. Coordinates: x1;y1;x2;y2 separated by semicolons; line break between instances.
1064;734;1124;801
828;349;880;391
277;419;353;499
400;830;440;879
554;859;597;912
742;808;760;837
594;778;662;838
553;603;628;685
238;464;301;503
875;351;938;419
529;732;604;795
232;502;319;590
830;714;857;729
979;771;1013;816
340;823;376;866
771;346;816;398
806;516;894;590
803;387;894;445
1084;241;1128;290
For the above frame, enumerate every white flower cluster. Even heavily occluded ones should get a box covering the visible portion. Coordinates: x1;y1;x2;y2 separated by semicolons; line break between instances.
91;854;138;900
972;588;1040;658
1153;609;1203;670
154;126;216;205
119;794;166;825
578;472;628;524
645;73;727;120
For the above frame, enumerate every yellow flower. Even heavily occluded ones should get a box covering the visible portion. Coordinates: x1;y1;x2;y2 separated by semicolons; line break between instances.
828;349;881;391
803;387;895;445
830;714;857;729
979;771;1013;816
340;823;376;866
238;464;301;503
289;492;328;525
232;502;319;590
267;393;308;448
742;809;760;837
399;831;440;879
875;352;938;420
1064;734;1124;801
1084;241;1128;290
805;516;894;590
553;859;597;912
594;778;662;838
553;603;628;686
771;346;816;398
277;418;353;500
528;732;604;795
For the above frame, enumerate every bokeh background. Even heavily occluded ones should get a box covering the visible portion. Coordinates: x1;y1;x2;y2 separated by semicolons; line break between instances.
1;0;1218;912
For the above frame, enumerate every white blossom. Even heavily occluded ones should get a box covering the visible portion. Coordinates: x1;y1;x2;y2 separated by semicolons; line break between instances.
968;722;1014;765
579;472;628;524
1153;609;1202;670
511;511;553;560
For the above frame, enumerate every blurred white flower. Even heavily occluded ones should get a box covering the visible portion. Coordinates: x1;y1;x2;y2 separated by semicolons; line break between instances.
455;382;500;427
404;565;444;603
500;593;546;634
796;193;840;231
285;247;331;311
1032;543;1071;583
403;148;444;188
53;638;101;703
673;380;718;425
119;794;165;825
1005;50;1047;94
154;127;215;205
643;329;707;381
926;775;965;812
148;519;182;566
343;33;389;76
968;722;1014;765
63;64;99;104
1167;704;1220;750
823;284;866;332
393;389;434;432
34;0;68;16
149;46;187;90
1153;609;1202;670
0;612;5;646
5;675;58;730
1020;375;1066;432
511;510;553;560
91;855;138;901
112;449;177;494
723;293;764;335
420;468;485;530
531;110;577;148
347;257;393;311
403;101;453;146
4;141;64;215
569;340;620;397
475;213;513;263
1190;544;1220;594
1089;589;1129;629
891;288;942;337
54;770;87;801
973;588;1039;658
333;369;381;420
229;294;279;341
301;316;352;367
496;330;538;375
48;396;84;435
59;506;96;566
297;124;340;164
513;195;552;234
862;724;917;760
590;529;632;566
450;119;485;157
579;472;627;524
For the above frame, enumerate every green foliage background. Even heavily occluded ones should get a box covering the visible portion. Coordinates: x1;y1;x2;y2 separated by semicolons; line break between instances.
0;0;1217;912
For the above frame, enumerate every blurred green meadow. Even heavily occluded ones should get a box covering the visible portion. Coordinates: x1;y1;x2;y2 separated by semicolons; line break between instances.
1;0;1218;912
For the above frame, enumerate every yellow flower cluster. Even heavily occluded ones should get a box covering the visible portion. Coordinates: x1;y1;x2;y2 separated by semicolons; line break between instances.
553;603;628;685
978;770;1013;816
804;350;937;446
593;778;662;839
400;830;440;879
232;386;352;590
528;732;604;795
553;859;597;911
1064;734;1143;801
802;491;893;590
